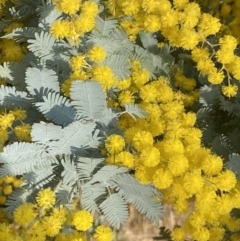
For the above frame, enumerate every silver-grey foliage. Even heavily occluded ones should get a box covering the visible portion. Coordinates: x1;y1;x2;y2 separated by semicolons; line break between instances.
0;4;165;228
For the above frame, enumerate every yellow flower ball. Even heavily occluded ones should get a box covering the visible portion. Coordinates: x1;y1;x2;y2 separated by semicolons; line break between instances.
105;134;125;154
115;151;135;168
36;188;56;208
14;123;32;142
42;216;62;237
222;84;238;98
94;225;114;241
213;170;237;191
132;130;153;151
140;146;160;167
88;45;106;63
72;210;93;231
171;227;186;241
13;203;37;228
153;168;173;189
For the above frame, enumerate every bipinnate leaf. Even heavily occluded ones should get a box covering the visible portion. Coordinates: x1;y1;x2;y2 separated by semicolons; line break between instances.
110;173;164;224
124;103;148;120
0;142;57;176
54;120;96;155
91;165;129;185
226;154;240;180
61;156;79;185
26;67;59;94
31;122;63;144
35;91;77;126
0;85;31;108
82;182;106;213
99;193;129;229
70;80;107;120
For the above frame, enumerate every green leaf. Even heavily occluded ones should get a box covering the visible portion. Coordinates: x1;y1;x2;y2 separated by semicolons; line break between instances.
96;108;118;126
2;27;40;42
0;62;13;81
6;62;27;90
26;67;59;94
226;154;240;180
99;193;129;229
23;166;55;190
199;85;220;107
91;165;129;184
0;85;31;108
77;157;104;179
27;31;55;59
82;182;106;213
124;103;148;120
53;120;96;155
35;91;77;126
5;188;31;217
56;184;76;205
95;16;118;36
37;1;61;28
61;156;79;185
31;122;63;144
212;135;231;160
70;81;107;120
0;142;57;176
110;174;164;224
103;54;130;79
139;31;158;52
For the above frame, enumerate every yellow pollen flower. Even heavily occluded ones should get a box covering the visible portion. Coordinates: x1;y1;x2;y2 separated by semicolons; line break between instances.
50;19;71;39
36;188;56;208
115;151;135;168
208;69;224;84
171;227;186;241
13;202;37;228
42;216;62;237
72;210;93;231
70;55;87;70
88;45;106;63
153;168;173;189
105;134;125;154
143;14;161;33
81;1;99;17
94;225;114;241
222;84;238;98
122;0;140;16
9;108;26;120
92;65;116;90
132;130;154;151
140;147;160;167
59;0;81;15
0;128;8;144
118;90;135;105
213;170;237;191
0;113;15;129
14;123;32;142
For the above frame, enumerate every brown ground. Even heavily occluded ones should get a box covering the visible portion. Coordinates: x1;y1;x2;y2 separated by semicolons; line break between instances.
89;203;193;241
114;203;193;241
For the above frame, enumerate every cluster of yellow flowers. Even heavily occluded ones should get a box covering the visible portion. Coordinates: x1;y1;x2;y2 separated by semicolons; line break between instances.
42;0;240;240
0;109;31;150
50;0;99;44
0;20;26;64
104;89;240;241
196;0;240;41
1;0;240;240
105;0;240;98
0;175;23;224
0;188;114;241
87;0;240;240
